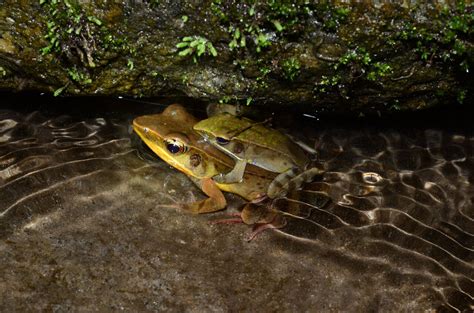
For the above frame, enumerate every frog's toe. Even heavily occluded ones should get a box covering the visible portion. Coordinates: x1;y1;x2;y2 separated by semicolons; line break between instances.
246;215;287;241
208;213;244;225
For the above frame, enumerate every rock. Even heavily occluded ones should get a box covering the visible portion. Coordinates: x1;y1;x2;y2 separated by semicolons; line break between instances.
0;1;471;113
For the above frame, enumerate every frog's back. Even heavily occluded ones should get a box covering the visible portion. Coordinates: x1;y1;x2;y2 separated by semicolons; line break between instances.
194;114;308;167
237;123;308;166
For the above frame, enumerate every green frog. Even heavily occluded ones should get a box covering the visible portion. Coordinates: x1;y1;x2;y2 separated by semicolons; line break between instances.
193;113;324;198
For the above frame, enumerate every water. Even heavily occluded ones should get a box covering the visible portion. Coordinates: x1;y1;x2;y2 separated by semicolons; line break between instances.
0;94;473;311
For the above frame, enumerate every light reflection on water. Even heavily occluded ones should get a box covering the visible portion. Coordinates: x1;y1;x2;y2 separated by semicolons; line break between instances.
0;95;473;311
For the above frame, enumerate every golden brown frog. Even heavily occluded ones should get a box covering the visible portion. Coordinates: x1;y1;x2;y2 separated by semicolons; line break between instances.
132;104;277;215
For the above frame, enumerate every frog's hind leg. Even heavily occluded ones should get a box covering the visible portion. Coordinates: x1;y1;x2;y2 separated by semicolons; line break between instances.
212;159;247;184
267;167;324;199
184;178;227;214
208;212;244;225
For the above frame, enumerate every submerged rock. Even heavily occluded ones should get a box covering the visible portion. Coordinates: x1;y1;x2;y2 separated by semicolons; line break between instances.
0;1;472;113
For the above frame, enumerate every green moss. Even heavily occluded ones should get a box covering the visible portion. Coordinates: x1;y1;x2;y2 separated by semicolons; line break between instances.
39;0;134;95
176;36;217;63
321;6;351;32
367;62;392;81
314;47;393;96
209;1;322;54
67;67;92;85
40;0;103;67
256;65;271;89
388;100;402;111
203;1;353;99
314;75;341;93
281;57;301;81
394;2;472;73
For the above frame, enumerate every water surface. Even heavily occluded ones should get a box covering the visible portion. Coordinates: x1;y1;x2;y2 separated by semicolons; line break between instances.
0;94;473;311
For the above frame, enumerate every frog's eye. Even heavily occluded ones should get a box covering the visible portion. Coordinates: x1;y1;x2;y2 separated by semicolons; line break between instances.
216;137;230;145
165;139;188;154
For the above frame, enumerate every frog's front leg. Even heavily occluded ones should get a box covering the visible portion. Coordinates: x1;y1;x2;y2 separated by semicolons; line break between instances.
185;177;227;213
267;167;324;198
212;159;247;184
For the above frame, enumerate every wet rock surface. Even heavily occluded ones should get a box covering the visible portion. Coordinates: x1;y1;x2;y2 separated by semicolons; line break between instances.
0;96;473;311
0;2;471;112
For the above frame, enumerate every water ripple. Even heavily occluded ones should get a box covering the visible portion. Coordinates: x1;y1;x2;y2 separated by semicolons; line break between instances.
0;108;473;310
279;126;474;310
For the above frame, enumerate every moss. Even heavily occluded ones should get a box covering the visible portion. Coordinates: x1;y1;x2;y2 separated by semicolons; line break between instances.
314;75;341;93
176;36;218;63
208;1;350;54
393;2;472;73
2;2;469;110
320;6;351;32
67;67;92;85
40;0;103;67
367;62;392;81
314;47;393;96
201;1;354;98
281;57;301;81
39;0;134;94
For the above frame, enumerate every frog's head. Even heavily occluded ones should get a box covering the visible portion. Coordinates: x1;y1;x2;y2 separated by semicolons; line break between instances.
133;104;233;179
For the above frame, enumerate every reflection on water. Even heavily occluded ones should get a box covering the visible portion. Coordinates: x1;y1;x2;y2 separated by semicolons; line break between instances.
280;124;474;310
0;95;473;311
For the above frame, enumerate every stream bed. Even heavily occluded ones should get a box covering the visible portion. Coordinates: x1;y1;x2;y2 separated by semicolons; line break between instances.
0;94;473;312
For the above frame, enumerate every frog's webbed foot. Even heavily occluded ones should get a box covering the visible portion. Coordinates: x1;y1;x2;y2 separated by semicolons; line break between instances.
210;201;286;241
246;215;287;242
267;167;325;199
184;178;227;214
212;159;247;184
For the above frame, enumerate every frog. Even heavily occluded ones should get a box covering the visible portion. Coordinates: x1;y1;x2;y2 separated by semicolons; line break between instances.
132;104;279;217
193;113;324;198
